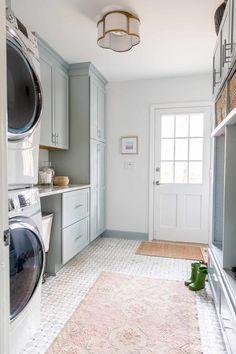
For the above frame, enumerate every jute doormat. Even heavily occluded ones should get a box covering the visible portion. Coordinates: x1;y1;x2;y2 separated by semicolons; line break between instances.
136;241;208;262
47;272;201;353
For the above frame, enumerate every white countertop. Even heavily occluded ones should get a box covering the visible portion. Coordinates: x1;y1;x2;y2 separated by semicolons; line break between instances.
36;184;90;197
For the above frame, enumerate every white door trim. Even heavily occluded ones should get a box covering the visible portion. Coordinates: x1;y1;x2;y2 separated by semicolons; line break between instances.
0;0;9;352
148;101;213;241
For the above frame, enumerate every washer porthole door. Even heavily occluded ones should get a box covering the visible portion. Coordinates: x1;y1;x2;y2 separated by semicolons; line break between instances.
7;38;42;141
9;217;44;321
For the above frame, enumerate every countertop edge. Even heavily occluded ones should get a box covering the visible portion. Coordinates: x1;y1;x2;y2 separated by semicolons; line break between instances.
36;184;91;198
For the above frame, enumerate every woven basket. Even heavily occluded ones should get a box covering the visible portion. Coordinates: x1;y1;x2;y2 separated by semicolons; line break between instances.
216;85;227;126
229;71;236;112
214;0;227;35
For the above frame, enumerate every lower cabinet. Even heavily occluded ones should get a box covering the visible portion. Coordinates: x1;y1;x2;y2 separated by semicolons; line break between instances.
41;187;90;274
63;188;89;228
90;187;105;242
62;218;89;264
209;250;236;354
90;139;105;242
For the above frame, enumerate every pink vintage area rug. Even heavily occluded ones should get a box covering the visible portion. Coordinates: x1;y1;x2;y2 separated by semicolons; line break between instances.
47;272;201;354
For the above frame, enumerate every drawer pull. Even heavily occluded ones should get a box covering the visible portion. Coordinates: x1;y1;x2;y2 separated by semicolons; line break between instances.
75;204;83;209
75;235;83;241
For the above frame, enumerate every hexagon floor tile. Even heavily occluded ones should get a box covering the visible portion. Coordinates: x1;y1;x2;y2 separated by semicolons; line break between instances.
20;238;227;354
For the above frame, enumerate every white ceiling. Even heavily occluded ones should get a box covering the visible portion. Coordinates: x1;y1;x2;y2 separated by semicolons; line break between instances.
11;0;222;82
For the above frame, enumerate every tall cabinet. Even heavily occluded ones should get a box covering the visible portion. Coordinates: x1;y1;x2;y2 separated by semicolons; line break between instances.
50;63;107;242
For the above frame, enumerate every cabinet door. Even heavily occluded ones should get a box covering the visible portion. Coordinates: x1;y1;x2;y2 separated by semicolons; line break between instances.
90;140;105;188
221;5;231;79
98;187;105;235
90;187;98;242
98;86;105;142
90;140;106;241
231;0;236;61
98;142;105;188
213;38;221;95
90;139;99;187
54;67;69;150
90;78;105;142
90;78;99;141
39;56;54;147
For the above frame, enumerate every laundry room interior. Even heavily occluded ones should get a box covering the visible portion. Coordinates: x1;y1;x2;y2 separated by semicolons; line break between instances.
1;0;236;353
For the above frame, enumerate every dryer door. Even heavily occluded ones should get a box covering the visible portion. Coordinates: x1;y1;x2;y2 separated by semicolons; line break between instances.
9;216;44;321
7;36;42;141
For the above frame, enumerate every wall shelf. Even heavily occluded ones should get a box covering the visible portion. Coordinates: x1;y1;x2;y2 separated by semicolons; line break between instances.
212;107;236;137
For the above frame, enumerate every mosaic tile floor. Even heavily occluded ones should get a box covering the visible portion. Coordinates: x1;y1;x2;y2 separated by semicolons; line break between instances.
21;238;227;354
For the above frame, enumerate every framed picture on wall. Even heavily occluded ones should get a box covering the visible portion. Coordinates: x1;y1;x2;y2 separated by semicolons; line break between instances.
121;136;138;154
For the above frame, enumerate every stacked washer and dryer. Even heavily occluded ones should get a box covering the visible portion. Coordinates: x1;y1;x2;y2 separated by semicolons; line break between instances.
6;10;45;354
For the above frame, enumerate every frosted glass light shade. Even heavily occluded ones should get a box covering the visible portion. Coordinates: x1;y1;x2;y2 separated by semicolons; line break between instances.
97;11;140;52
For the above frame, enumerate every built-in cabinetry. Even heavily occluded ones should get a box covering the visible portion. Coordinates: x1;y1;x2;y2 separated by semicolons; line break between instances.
49;63;107;242
211;126;236;353
210;2;236;352
41;187;90;274
37;36;69;150
212;0;236;96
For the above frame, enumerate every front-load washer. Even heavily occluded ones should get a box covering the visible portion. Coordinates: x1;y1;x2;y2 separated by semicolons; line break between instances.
8;187;45;354
6;10;43;190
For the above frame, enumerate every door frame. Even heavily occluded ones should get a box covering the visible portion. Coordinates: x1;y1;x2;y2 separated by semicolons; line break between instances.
148;101;213;241
0;0;10;353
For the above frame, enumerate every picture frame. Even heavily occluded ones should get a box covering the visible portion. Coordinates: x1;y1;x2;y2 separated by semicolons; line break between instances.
121;136;138;154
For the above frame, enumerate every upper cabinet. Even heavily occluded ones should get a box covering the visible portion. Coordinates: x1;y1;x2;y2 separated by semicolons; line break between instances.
37;36;69;150
221;4;231;79
212;0;236;97
231;0;236;59
90;77;106;142
213;37;222;94
54;67;69;149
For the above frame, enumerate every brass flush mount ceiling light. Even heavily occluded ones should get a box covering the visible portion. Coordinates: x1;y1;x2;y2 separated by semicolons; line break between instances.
97;11;140;52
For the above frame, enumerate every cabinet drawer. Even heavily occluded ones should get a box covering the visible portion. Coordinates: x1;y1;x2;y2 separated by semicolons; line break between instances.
62;218;89;264
208;253;221;308
63;189;89;228
220;285;236;354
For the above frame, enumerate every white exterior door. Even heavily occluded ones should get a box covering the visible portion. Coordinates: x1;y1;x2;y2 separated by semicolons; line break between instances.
0;0;10;352
152;105;211;244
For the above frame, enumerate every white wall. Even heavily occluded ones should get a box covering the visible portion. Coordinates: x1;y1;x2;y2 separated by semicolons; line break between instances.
106;73;212;234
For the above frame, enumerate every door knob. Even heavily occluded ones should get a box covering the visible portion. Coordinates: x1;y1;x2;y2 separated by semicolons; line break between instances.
155;181;160;185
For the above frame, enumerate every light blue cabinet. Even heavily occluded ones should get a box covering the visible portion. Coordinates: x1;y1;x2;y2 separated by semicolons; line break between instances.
39;55;54;147
37;36;69;150
90;77;106;142
54;67;69;149
50;63;107;242
90;139;105;240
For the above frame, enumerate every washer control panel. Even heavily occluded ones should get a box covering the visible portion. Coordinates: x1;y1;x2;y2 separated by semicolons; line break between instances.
8;188;39;213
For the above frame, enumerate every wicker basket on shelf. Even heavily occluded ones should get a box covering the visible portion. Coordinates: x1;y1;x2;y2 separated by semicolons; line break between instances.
216;84;227;126
229;71;236;112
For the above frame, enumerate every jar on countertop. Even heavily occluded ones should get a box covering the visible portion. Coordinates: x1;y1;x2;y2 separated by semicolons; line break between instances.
39;161;55;185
